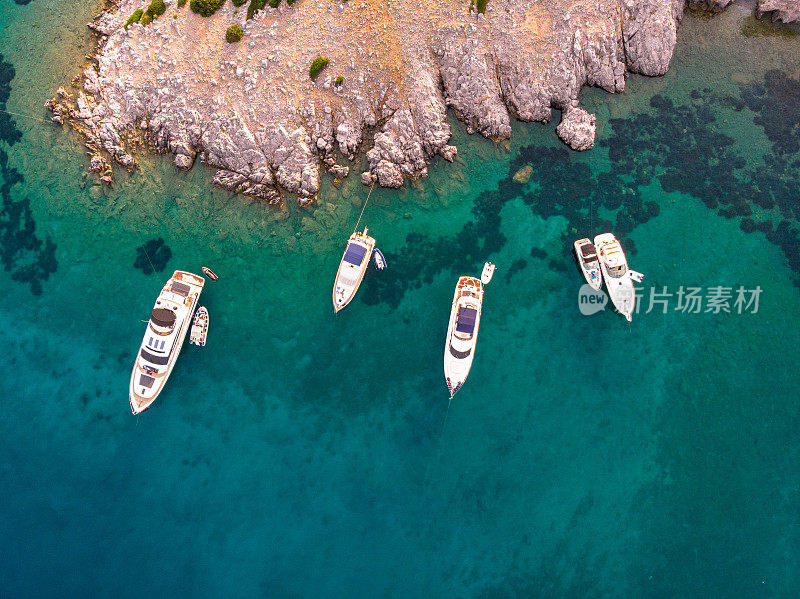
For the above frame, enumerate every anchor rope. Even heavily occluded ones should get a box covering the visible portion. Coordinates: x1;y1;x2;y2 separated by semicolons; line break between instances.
140;242;158;276
353;182;375;233
0;107;48;123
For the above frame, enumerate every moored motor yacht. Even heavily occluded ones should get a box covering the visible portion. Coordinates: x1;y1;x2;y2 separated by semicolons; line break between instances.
573;238;603;290
594;233;635;321
129;270;204;414
332;228;376;312
189;306;209;347
443;262;495;399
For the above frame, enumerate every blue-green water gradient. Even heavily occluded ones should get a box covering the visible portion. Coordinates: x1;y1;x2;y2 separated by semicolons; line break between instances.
1;1;799;596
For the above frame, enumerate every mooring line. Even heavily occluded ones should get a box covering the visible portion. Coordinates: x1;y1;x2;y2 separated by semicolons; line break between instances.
0;107;47;123
353;182;375;233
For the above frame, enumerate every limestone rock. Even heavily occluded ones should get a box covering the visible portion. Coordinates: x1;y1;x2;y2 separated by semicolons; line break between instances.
48;0;711;201
328;163;350;179
556;107;597;151
440;145;457;162
686;0;733;11
83;68;100;94
758;0;800;23
212;170;282;204
174;153;194;170
622;0;684;76
88;153;105;172
437;33;512;139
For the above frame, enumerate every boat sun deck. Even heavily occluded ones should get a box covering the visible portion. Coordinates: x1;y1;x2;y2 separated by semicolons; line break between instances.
333;229;376;312
574;238;603;290
594;234;635;321
444;268;492;399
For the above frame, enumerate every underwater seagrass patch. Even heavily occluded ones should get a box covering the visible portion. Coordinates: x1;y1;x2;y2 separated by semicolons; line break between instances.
0;54;58;296
363;71;800;309
739;69;800;155
0;54;22;147
602;82;800;286
361;142;655;309
134;238;172;274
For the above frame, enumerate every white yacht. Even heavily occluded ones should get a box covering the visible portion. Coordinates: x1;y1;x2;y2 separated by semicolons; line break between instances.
189;306;209;347
573;238;603;290
444;262;494;398
332;228;376;312
129;270;204;414
594;233;635;321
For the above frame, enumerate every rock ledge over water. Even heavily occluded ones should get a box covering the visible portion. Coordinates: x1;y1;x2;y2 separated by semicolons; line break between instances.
50;0;699;203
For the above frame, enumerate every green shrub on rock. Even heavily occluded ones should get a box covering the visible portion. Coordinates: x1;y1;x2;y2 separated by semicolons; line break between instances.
268;0;280;7
226;24;244;43
334;76;344;87
232;0;247;6
145;0;167;20
125;9;143;28
178;0;187;6
469;0;488;13
309;56;329;80
190;0;226;17
247;0;266;18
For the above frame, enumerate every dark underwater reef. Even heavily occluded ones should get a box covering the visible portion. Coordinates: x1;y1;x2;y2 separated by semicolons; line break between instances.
605;73;800;281
134;238;172;275
0;53;57;296
362;70;800;309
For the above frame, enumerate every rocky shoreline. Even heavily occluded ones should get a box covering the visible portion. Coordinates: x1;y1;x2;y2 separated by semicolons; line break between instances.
47;0;799;205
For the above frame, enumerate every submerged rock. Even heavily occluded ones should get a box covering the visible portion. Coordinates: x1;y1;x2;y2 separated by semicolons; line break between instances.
687;0;734;12
758;0;800;23
512;165;533;184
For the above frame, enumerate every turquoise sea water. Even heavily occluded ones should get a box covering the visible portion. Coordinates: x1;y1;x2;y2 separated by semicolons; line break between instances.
1;1;799;596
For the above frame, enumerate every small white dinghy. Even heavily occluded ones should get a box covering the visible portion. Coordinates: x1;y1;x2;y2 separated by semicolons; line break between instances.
201;267;218;282
573;238;603;291
332;228;376;312
373;248;387;271
594;233;636;321
481;262;496;284
629;270;645;283
444;261;496;399
189;306;209;347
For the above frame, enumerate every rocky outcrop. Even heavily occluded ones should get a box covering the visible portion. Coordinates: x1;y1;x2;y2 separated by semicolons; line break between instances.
758;0;800;23
622;0;685;76
556;106;597;151
362;65;456;188
686;0;733;11
49;0;694;204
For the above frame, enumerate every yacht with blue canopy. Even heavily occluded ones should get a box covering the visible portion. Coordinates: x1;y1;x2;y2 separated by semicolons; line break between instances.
444;262;495;399
332;227;376;312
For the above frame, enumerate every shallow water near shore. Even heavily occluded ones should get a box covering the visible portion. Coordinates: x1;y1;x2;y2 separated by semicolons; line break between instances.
1;1;800;597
